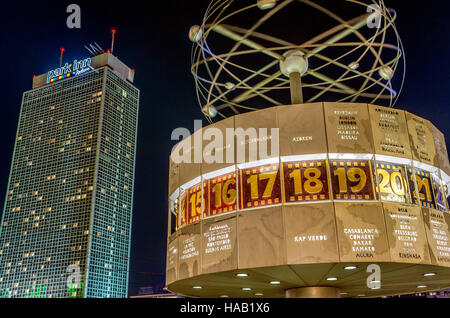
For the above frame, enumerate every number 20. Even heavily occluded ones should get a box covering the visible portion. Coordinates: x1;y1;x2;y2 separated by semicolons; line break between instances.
378;169;407;196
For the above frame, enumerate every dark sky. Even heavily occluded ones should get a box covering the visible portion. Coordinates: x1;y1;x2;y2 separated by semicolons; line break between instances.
0;0;448;296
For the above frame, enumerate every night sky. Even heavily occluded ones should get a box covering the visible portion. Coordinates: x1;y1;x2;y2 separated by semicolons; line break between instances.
0;1;448;296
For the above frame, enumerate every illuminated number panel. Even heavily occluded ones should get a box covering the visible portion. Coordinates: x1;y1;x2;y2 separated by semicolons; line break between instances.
186;183;204;224
432;176;448;212
329;159;376;201
376;161;411;203
175;159;449;231
407;167;436;208
179;190;188;228
239;164;282;210
205;172;237;217
173;198;179;230
282;160;330;203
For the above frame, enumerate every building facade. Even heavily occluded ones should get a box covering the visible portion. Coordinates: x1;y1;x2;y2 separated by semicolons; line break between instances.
0;53;139;298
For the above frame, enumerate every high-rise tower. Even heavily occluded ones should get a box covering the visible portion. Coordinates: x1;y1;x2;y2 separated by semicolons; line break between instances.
0;53;139;298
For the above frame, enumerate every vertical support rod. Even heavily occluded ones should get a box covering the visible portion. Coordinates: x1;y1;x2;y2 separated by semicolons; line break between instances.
60;47;65;67
289;72;303;104
111;29;116;55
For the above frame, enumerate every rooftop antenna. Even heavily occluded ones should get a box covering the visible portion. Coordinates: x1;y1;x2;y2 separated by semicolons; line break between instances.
84;43;102;55
59;47;65;67
111;28;117;55
94;42;105;54
84;45;96;56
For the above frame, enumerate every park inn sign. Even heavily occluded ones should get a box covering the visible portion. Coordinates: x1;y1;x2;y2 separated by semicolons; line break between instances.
46;57;92;83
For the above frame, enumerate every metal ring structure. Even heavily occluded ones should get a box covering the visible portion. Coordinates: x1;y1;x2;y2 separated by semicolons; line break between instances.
191;0;406;123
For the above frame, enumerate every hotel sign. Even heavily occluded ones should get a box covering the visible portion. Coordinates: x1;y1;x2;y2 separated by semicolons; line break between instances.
46;58;92;83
